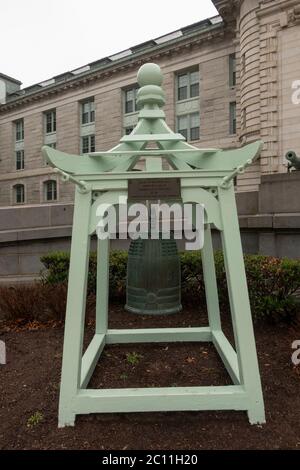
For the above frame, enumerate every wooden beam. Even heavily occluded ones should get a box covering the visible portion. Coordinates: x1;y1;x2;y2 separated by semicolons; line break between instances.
75;385;248;414
105;327;212;344
80;334;106;388
212;331;240;385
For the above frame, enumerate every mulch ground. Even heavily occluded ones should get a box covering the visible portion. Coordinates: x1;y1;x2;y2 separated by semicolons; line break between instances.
0;304;300;450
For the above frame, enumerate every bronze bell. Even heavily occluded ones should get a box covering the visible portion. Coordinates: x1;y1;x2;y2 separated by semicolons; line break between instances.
125;233;182;315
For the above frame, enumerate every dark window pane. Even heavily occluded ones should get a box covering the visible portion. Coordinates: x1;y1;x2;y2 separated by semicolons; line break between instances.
190;127;200;141
229;54;236;87
82;112;89;124
16;120;24;141
46;181;57;201
82;136;89;153
16;150;24;170
125;100;133;114
125;127;134;135
230;102;237;134
46;112;56;133
190;82;199;98
179;128;188;140
15;185;24;204
90;135;95;152
232;71;236;87
178;86;187;101
81;100;94;124
46;119;52;133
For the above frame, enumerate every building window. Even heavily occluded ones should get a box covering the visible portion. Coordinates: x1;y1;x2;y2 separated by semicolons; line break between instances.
14;184;25;204
229;54;236;87
241;107;246;129
124;87;138;114
177;112;200;141
45;110;56;134
16;150;25;170
81;99;95;125
81;135;95;154
229;102;237;135
241;53;246;76
44;180;57;201
125;126;134;135
15;119;24;141
177;70;199;101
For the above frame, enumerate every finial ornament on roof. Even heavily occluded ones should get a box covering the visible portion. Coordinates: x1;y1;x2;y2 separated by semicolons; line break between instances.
136;62;165;108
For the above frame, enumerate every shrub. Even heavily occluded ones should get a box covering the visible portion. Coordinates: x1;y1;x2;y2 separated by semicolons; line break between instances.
39;250;300;323
40;250;128;300
0;284;46;323
40;252;70;285
42;283;68;323
0;282;94;325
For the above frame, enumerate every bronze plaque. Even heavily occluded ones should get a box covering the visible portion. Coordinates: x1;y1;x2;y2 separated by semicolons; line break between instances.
128;178;181;201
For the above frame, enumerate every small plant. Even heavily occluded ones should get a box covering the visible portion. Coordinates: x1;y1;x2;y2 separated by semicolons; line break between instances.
120;373;128;380
126;352;142;366
27;411;43;428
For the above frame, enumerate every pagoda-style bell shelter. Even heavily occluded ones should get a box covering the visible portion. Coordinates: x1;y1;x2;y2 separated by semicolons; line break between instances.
42;62;265;427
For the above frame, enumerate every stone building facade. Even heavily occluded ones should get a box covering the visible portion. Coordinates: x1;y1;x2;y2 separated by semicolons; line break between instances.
0;0;300;280
215;0;300;190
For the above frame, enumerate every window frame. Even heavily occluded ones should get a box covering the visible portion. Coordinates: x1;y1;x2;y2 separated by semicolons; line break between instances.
14;184;25;204
81;99;95;125
124;86;139;115
229;54;236;88
177;112;200;142
229;102;237;135
81;134;95;154
44;180;57;202
15;119;24;142
176;69;199;102
45;110;56;134
15;149;25;171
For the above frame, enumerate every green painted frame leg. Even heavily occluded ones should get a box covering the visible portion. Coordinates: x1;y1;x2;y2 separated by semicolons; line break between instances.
96;237;110;334
58;189;92;427
218;186;265;424
202;224;221;332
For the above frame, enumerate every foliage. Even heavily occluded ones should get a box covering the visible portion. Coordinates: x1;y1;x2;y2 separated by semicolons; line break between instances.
126;352;143;365
27;411;43;428
0;284;46;323
1;250;299;325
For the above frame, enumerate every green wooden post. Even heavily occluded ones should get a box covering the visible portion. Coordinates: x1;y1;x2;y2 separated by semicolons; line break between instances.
202;224;222;332
58;188;91;427
218;185;265;423
96;237;110;334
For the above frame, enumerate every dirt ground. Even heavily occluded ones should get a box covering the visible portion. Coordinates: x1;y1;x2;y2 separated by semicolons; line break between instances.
0;305;300;450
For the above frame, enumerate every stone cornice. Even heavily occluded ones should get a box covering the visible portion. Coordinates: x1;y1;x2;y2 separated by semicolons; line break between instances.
256;0;300;18
0;23;230;114
212;0;241;23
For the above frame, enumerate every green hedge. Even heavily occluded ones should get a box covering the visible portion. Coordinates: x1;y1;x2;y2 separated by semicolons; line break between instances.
40;250;300;322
